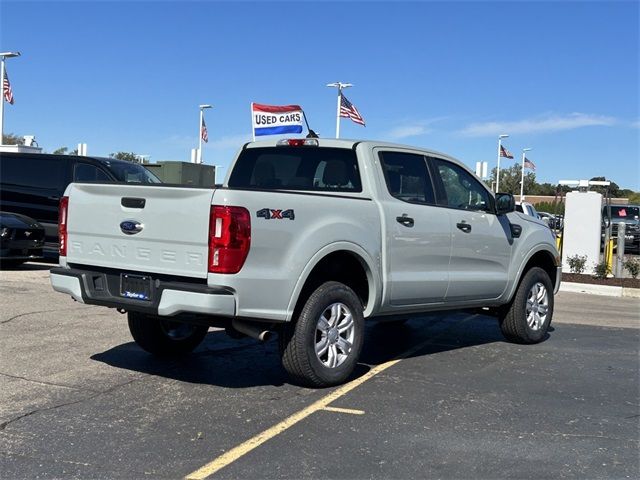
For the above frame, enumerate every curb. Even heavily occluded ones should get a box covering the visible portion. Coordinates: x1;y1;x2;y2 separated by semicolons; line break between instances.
560;282;640;298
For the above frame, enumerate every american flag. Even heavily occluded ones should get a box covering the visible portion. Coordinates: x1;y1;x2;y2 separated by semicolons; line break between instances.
500;145;513;159
339;93;365;126
201;117;208;143
3;69;14;105
524;157;536;170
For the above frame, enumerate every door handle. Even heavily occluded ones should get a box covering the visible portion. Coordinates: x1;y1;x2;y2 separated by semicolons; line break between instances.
48;196;60;201
456;222;472;233
396;215;414;227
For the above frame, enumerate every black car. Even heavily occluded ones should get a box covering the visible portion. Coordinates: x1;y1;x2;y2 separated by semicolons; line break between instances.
602;205;640;253
0;212;45;267
0;152;160;258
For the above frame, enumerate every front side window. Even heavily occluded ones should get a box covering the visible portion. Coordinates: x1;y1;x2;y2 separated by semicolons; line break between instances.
104;161;161;184
74;163;111;182
228;147;361;192
378;151;435;204
433;159;492;212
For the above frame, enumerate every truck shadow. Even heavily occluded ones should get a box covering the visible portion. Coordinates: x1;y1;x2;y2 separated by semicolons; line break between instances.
90;313;510;389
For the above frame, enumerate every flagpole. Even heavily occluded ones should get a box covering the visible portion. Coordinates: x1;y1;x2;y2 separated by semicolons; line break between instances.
198;108;203;164
326;82;353;139
495;133;509;193
0;58;5;146
335;88;342;139
0;51;20;145
198;104;212;164
251;102;255;142
520;147;532;200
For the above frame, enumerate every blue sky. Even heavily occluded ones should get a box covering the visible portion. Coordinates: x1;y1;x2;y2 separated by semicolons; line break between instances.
1;0;639;189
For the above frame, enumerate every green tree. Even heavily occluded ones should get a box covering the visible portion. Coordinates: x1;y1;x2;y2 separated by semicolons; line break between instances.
487;163;537;195
110;152;139;162
2;133;24;145
589;176;621;198
52;147;68;155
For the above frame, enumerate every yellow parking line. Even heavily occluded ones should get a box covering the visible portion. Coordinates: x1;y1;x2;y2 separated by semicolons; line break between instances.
185;315;474;480
322;406;365;415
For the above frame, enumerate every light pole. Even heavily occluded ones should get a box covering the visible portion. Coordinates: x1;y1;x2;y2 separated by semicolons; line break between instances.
0;51;21;146
495;134;509;193
326;82;352;139
198;104;212;164
520;148;532;200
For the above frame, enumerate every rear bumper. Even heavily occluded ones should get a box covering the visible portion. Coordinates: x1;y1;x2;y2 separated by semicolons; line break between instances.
50;267;236;317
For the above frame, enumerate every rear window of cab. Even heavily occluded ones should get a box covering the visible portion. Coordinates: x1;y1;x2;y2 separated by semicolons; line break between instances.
228;147;362;192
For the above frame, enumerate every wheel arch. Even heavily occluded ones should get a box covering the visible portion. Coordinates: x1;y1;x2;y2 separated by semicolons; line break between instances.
286;242;381;322
506;246;559;303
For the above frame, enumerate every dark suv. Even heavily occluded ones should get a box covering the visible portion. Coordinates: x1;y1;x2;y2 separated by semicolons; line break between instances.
0;152;160;258
602;205;640;254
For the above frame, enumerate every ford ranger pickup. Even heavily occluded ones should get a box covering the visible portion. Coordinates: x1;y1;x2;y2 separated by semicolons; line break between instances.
51;138;561;387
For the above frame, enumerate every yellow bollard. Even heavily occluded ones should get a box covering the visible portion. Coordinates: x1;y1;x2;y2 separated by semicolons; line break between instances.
556;234;562;251
606;239;614;273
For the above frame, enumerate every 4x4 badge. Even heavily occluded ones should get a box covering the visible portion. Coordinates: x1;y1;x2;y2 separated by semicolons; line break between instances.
256;208;295;220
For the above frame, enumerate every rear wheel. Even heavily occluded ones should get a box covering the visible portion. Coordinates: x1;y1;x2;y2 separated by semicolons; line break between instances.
499;267;554;344
279;281;364;387
127;312;208;357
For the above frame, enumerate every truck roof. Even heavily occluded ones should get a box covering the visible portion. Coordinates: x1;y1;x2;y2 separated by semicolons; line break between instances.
244;138;461;164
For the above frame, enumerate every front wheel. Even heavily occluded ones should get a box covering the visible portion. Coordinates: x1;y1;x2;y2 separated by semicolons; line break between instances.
499;267;554;344
279;281;365;387
128;312;209;357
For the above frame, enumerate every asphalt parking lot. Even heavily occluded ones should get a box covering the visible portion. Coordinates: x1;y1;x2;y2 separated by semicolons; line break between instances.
1;264;639;479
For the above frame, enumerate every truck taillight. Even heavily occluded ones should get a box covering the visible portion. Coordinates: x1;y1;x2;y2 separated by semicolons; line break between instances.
208;205;251;274
58;196;69;256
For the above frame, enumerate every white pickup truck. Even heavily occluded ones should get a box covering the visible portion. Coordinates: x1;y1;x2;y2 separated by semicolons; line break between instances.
51;138;561;387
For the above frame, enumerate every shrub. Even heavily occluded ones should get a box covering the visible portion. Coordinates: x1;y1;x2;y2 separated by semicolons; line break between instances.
593;261;611;279
623;257;640;279
566;254;588;274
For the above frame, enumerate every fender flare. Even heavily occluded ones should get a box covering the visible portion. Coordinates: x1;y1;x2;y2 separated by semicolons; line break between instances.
505;243;558;302
285;241;382;321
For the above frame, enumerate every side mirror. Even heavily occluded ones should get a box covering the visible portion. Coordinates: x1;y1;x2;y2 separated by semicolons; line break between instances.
495;193;515;215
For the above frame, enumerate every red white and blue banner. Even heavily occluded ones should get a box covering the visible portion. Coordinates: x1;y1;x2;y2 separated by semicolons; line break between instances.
251;103;304;137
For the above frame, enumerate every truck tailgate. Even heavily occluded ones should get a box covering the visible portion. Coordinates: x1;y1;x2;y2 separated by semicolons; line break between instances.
65;183;214;279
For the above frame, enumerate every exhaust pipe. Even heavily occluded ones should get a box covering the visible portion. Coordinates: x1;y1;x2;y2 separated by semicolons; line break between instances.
231;319;272;342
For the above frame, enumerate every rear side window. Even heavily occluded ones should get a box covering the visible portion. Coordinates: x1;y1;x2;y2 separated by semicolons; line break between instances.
379;151;435;204
0;154;67;190
74;163;111;182
228;147;362;192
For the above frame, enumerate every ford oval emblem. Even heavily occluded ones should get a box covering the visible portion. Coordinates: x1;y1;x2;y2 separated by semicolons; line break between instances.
120;220;143;235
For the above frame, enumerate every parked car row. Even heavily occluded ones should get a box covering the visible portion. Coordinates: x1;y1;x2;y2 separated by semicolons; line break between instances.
0;211;45;267
0;152;160;262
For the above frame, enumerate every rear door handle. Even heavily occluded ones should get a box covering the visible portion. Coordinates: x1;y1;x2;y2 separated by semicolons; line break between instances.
456;222;472;233
396;215;414;227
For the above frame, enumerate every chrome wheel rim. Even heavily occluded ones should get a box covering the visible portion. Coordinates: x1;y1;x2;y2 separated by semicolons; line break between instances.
315;303;355;368
526;282;549;331
160;320;199;340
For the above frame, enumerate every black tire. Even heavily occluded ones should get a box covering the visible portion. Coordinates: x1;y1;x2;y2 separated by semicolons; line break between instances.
279;281;365;388
499;267;554;344
0;259;25;269
127;312;208;357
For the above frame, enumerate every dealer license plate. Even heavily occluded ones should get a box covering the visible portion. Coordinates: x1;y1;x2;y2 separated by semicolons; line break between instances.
120;273;152;301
